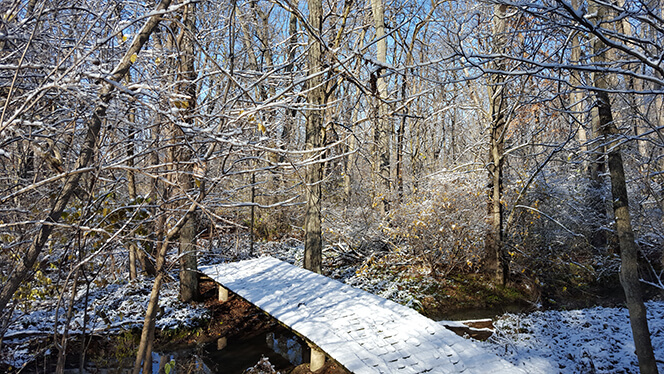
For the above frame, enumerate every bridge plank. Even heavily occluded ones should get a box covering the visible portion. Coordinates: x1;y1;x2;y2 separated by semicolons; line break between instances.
200;257;524;374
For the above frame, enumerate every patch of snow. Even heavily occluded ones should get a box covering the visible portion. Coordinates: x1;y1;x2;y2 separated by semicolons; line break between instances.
2;276;209;369
244;356;280;374
481;300;664;374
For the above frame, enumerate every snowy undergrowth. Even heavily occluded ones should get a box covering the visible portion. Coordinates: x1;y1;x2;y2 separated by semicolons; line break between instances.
6;237;664;374
482;300;664;374
204;236;430;309
340;257;431;309
199;235;305;267
2;275;209;369
228;238;425;306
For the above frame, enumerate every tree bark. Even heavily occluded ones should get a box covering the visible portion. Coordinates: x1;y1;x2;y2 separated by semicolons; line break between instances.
343;28;366;204
133;216;168;374
569;0;587;164
588;106;608;248
0;0;172;322
126;79;139;281
396;72;406;202
283;9;298;145
598;90;659;374
54;269;79;374
303;0;324;274
176;1;200;303
485;4;509;285
371;0;391;213
590;2;658;372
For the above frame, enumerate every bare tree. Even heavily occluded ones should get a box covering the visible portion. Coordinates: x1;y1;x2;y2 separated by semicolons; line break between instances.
485;3;510;285
371;0;391;213
589;2;658;372
0;0;173;324
478;0;663;370
303;0;325;273
174;1;200;303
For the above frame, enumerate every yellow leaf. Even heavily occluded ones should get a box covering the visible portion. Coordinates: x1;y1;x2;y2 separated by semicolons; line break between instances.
172;100;189;109
130;54;137;63
122;34;128;42
257;122;266;133
155;57;161;65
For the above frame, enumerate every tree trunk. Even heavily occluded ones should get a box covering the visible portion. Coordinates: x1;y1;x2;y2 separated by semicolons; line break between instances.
396;75;406;202
132;209;194;373
0;0;171;322
283;9;298;145
485;4;509;285
590;2;658;373
598;91;659;374
303;0;324;274
371;0;390;213
127;84;138;281
133;221;168;374
55;269;79;374
569;0;587;165
588;104;608;248
176;2;200;303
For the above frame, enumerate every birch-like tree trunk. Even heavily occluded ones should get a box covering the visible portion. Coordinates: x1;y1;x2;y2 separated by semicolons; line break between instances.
343;27;366;203
303;0;324;273
133;216;168;374
371;0;391;213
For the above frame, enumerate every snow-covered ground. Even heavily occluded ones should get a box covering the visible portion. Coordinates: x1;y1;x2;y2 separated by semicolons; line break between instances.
480;300;664;374
2;276;209;369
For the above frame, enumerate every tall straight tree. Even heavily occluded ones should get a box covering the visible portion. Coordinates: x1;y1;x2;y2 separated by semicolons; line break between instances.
588;2;658;372
175;1;200;303
303;0;325;273
485;3;509;285
371;0;390;213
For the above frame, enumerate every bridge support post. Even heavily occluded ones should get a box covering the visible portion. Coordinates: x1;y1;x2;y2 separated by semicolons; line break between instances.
308;343;325;371
218;285;228;302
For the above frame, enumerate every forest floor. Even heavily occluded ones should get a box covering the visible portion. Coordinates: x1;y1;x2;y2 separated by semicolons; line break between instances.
1;237;663;373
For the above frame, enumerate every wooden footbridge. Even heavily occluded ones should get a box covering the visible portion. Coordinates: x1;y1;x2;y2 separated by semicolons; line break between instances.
200;257;525;374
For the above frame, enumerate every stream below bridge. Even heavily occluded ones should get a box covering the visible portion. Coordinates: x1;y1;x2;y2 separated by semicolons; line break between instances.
62;304;525;374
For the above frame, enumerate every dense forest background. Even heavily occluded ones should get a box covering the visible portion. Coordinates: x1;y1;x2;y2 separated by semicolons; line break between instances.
0;0;663;372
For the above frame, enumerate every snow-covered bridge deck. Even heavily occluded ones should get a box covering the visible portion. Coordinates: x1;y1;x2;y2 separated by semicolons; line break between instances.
199;257;524;374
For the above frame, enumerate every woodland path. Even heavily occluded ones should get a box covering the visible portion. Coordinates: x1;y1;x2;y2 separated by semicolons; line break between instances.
200;257;525;374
